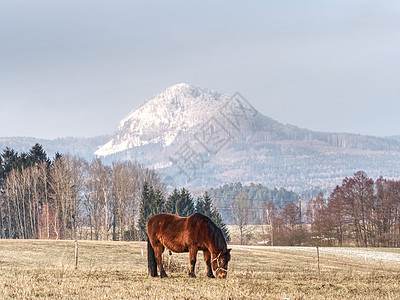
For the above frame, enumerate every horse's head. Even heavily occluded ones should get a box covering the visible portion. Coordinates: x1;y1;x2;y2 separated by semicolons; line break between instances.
212;249;231;279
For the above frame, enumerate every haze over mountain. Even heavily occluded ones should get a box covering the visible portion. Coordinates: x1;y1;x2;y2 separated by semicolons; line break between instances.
0;136;111;161
2;83;400;191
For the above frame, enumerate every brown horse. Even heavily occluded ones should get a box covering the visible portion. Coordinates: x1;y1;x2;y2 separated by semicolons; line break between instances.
147;213;231;279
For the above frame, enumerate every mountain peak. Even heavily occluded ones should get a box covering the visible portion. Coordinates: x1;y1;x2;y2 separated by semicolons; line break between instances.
95;83;229;156
153;83;222;106
164;82;194;92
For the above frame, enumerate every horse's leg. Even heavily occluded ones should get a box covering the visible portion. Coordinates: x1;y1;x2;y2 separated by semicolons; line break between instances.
154;244;167;278
188;246;198;278
203;249;215;278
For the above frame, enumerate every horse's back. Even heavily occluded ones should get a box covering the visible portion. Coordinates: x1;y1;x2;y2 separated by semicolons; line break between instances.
147;213;187;239
147;213;192;252
147;213;184;230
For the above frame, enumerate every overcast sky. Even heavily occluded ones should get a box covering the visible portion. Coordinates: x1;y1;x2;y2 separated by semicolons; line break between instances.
1;1;399;139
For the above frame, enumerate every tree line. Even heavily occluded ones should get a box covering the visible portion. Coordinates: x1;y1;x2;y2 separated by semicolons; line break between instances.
0;144;228;241
311;171;400;247
257;171;400;247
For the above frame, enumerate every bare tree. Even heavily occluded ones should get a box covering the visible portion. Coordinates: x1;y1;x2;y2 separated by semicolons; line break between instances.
111;161;141;241
86;158;110;240
231;190;252;245
49;157;69;239
263;200;277;246
65;156;86;239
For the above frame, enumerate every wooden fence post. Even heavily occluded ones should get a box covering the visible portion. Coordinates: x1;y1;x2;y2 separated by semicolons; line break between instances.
75;240;78;270
317;246;321;277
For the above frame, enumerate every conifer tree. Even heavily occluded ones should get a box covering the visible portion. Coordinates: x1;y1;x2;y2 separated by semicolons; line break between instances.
28;144;50;166
54;152;63;161
138;182;165;240
1;147;19;177
212;208;230;242
196;192;230;242
176;188;195;217
165;188;195;217
165;188;180;214
196;192;213;216
151;189;165;216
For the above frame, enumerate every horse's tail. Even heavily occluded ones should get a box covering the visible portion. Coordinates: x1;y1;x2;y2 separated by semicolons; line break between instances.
147;238;158;277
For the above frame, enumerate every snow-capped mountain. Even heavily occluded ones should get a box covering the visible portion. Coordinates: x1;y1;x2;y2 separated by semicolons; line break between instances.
95;83;400;191
95;83;231;156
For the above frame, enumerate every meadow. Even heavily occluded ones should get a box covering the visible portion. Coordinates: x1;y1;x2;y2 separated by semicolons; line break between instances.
1;240;400;299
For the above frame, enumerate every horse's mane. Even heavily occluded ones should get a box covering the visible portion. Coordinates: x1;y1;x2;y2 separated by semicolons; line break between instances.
190;213;227;250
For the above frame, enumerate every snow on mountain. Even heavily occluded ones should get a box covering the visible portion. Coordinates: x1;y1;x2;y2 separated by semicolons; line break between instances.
95;83;230;156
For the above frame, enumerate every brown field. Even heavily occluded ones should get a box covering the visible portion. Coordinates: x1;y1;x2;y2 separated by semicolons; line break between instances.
1;240;400;299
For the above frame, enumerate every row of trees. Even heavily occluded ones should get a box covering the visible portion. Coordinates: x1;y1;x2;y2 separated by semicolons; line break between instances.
0;145;228;241
312;171;400;247
257;171;400;247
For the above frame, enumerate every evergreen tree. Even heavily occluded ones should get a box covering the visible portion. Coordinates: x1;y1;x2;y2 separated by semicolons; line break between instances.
212;208;230;242
28;144;50;166
151;189;165;216
176;188;195;217
1;147;19;177
165;188;195;217
196;192;230;242
138;182;165;240
54;152;63;161
165;188;180;214
196;192;213;216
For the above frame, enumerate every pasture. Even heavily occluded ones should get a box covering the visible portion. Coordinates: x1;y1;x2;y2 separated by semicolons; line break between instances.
1;240;400;299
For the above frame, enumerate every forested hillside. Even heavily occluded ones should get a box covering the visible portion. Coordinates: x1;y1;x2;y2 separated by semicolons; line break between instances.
207;183;299;224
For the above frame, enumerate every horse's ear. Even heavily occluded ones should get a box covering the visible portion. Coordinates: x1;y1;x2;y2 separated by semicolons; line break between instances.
226;248;232;260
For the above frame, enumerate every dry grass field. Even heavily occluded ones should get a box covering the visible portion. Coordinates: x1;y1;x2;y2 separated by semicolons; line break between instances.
1;240;400;299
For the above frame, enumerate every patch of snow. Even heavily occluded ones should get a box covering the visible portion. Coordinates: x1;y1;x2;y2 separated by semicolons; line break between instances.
231;245;400;263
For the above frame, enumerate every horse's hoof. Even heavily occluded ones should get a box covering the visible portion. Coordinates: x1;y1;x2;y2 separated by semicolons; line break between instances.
207;274;215;278
189;273;197;278
160;271;168;278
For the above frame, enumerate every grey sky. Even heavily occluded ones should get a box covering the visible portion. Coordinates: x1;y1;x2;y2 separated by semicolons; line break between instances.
1;1;399;139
